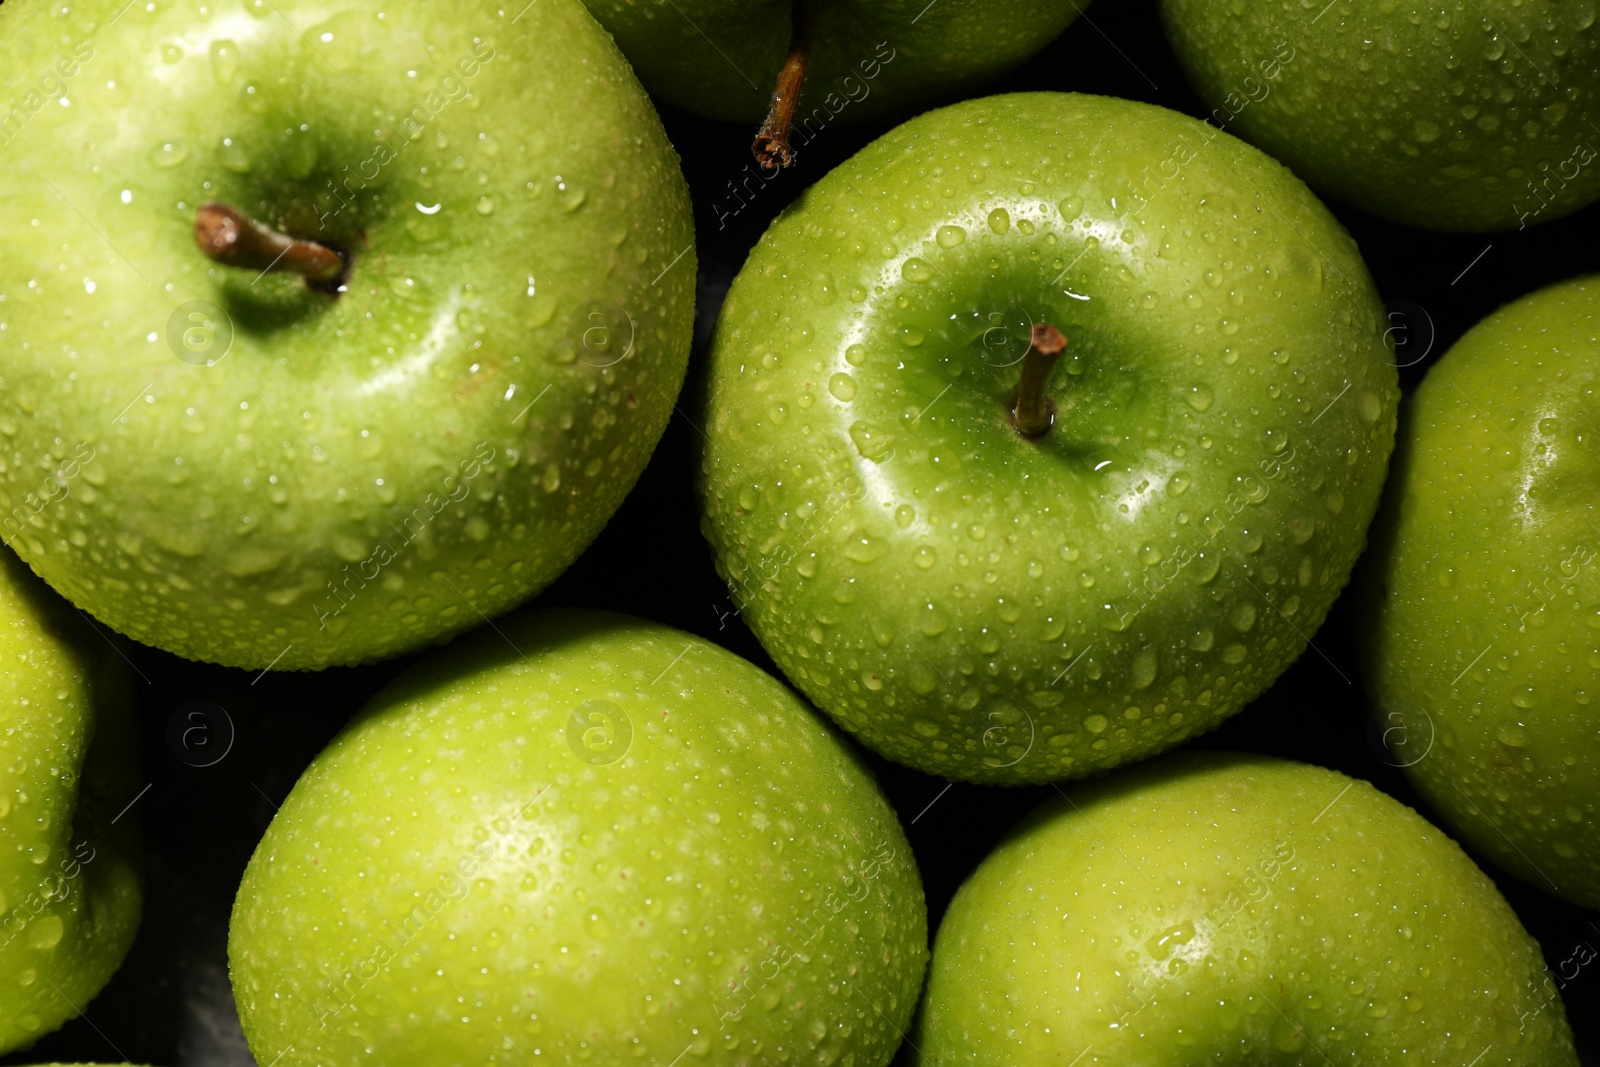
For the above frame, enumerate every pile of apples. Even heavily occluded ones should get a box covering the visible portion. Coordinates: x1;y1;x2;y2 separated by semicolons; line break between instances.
0;0;1596;1065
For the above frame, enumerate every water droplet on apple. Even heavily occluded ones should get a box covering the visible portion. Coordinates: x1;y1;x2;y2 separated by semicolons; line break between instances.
900;257;934;283
27;915;63;950
285;132;318;178
1359;392;1383;422
210;39;239;84
987;207;1010;235
935;225;966;248
1183;384;1214;412
913;546;936;569
1058;196;1083;222
828;373;857;401
844;535;887;563
847;421;893;462
150;138;188;167
898;326;924;347
218;136;251;173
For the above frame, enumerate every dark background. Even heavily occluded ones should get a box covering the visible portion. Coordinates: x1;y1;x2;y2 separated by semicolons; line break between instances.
6;0;1598;1063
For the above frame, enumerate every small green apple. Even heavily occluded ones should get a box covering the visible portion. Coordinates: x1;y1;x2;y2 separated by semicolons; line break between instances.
229;609;927;1067
0;0;694;670
699;92;1398;785
1160;0;1600;231
916;752;1578;1066
0;550;141;1055
579;0;1085;132
1355;274;1600;908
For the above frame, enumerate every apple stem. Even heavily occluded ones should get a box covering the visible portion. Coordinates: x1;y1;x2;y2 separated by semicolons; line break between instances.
194;202;346;289
752;0;819;172
1013;323;1068;438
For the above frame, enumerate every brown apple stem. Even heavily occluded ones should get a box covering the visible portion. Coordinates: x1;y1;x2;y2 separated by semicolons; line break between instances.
752;0;819;172
194;202;345;287
1013;323;1068;438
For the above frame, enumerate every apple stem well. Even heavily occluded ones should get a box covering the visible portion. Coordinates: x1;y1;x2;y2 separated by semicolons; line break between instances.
751;0;820;172
194;202;347;290
1013;323;1068;438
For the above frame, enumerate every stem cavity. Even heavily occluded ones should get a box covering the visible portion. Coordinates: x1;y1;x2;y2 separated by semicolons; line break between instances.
1013;323;1068;438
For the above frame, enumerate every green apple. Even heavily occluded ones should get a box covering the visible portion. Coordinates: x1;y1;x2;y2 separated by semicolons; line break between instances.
581;0;1088;171
230;609;927;1067
1355;275;1600;908
579;0;1085;127
917;752;1578;1066
0;0;695;670
698;92;1398;785
0;550;141;1055
1160;0;1600;232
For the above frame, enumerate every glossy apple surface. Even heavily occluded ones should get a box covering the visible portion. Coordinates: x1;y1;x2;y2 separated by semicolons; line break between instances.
699;92;1398;784
1356;275;1600;908
580;0;1084;125
0;551;141;1055
0;0;694;670
230;609;927;1067
1161;0;1600;231
917;752;1577;1066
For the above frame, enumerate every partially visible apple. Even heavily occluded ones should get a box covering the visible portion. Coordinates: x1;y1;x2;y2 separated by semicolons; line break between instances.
1356;274;1600;908
1160;0;1600;231
0;0;695;670
0;550;141;1055
230;609;927;1067
917;752;1577;1066
581;0;1086;167
699;92;1398;785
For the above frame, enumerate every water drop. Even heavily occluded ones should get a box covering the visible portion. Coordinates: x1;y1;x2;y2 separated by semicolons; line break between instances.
150;139;188;167
936;225;966;248
1183;384;1214;412
210;39;239;84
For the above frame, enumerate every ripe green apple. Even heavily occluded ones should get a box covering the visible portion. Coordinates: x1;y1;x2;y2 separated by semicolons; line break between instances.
230;609;927;1067
1160;0;1600;232
916;752;1578;1066
698;92;1399;785
1355;275;1600;908
0;0;694;670
0;550;142;1055
579;0;1084;127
